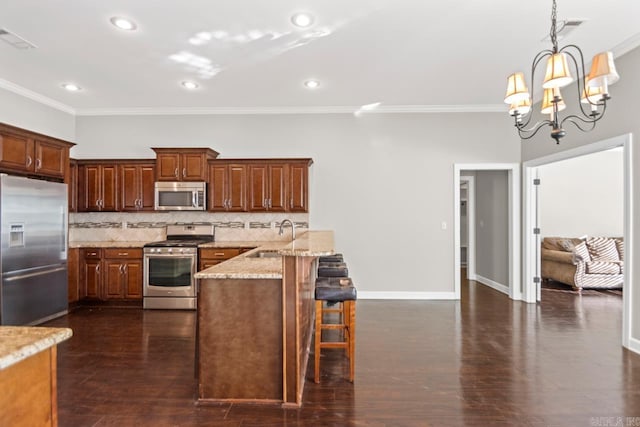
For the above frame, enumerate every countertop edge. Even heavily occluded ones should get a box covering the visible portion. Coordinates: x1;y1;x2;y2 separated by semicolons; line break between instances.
0;327;73;370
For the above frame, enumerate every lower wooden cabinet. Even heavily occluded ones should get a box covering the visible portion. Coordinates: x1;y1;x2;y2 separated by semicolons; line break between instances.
198;248;247;270
68;248;80;303
103;249;143;299
78;247;143;301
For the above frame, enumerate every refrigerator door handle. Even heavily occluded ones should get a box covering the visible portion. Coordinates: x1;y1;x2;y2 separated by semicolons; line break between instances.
4;265;66;282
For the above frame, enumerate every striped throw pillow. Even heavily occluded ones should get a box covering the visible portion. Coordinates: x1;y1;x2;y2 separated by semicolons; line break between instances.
586;237;620;261
615;239;624;261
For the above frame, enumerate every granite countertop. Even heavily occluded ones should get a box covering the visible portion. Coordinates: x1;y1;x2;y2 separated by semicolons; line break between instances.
0;326;73;370
69;241;150;248
195;231;334;280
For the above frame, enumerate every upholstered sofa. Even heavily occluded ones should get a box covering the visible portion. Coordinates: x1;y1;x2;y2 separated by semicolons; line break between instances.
541;237;624;290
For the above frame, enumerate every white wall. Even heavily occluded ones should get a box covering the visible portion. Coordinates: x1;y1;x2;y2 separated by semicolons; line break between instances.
539;148;623;238
474;170;509;287
0;86;75;141
75;113;520;296
521;45;640;343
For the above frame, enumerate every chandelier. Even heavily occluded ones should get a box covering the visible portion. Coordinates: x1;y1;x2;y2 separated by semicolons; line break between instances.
504;0;620;144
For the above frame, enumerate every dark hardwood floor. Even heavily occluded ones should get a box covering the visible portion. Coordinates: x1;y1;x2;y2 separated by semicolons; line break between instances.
44;278;640;426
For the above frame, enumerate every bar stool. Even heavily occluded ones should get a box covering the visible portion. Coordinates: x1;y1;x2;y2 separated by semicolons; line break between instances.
314;277;357;383
319;254;344;263
317;262;349;278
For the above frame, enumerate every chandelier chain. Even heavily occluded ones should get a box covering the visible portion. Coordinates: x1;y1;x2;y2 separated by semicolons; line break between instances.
550;0;558;52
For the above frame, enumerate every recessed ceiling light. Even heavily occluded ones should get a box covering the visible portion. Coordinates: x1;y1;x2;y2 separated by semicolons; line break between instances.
181;81;199;90
61;83;81;92
110;17;137;31
304;79;320;89
291;13;314;28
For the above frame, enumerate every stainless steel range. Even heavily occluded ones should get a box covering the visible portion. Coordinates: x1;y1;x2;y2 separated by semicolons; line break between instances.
143;224;214;310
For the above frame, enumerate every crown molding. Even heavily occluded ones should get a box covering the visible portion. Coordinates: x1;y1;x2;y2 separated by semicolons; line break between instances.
612;32;640;58
75;104;506;116
0;78;76;115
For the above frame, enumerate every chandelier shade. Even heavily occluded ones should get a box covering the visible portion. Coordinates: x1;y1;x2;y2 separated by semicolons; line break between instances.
503;0;619;144
587;51;620;89
509;97;532;116
541;88;566;115
542;53;573;89
504;72;530;104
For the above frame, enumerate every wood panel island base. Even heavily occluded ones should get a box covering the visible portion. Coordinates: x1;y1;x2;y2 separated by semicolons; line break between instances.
0;326;73;427
195;231;334;407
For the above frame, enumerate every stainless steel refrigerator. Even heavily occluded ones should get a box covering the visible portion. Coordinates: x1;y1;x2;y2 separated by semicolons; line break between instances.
0;174;68;325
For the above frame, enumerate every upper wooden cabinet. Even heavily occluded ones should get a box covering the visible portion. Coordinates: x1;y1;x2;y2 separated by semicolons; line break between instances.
0;123;74;180
76;160;155;212
247;162;286;212
77;162;118;212
69;159;78;213
209;162;247;212
119;161;155;211
152;148;219;182
288;161;309;212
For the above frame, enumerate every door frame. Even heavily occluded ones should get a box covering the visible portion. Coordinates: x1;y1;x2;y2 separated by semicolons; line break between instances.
454;163;521;300
522;133;633;350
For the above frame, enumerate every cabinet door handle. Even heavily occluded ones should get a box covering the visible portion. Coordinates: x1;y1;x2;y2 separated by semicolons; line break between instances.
182;168;186;178
290;198;294;208
96;199;101;208
268;198;272;208
35;158;42;170
96;264;100;273
26;156;32;168
174;167;179;178
263;198;267;208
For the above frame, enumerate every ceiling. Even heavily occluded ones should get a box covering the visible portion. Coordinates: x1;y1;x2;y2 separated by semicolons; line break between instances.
0;0;638;115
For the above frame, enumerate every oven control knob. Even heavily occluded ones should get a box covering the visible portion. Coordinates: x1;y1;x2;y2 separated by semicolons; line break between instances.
179;248;184;253
167;248;173;253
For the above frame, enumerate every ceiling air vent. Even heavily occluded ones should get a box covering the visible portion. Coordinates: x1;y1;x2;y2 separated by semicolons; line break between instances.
541;19;586;42
0;28;37;50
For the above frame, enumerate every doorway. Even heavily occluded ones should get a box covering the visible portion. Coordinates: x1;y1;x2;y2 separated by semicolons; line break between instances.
454;163;520;301
522;133;633;350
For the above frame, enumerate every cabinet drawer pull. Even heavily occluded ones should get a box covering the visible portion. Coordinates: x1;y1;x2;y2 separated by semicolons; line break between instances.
88;252;97;256
214;252;225;256
118;252;129;256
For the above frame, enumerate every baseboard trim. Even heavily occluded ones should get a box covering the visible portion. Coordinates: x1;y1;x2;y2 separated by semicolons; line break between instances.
474;275;510;296
358;291;457;300
627;337;640;355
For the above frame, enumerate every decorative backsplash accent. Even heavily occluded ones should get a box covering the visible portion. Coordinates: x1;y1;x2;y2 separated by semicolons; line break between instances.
69;212;310;242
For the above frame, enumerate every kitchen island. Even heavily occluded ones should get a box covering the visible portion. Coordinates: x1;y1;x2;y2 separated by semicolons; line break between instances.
0;326;72;426
194;231;334;407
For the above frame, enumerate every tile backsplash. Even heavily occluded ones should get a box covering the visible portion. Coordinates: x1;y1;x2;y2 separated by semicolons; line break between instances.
69;212;310;242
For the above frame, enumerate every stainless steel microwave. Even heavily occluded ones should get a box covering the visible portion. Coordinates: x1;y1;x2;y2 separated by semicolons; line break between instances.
154;182;206;211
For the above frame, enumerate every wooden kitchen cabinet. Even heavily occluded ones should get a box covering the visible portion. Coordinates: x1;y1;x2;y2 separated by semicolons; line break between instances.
0;123;73;180
103;248;143;300
288;161;309;212
81;249;103;300
153;148;219;182
68;159;78;213
208;162;247;212
247;162;287;212
68;248;80;303
119;161;155;211
198;248;245;270
77;162;118;212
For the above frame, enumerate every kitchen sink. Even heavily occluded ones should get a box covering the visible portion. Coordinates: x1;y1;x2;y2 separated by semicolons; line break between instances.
247;250;282;258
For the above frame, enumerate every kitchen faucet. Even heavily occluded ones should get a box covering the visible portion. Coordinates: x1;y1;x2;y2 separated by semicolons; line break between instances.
279;219;296;241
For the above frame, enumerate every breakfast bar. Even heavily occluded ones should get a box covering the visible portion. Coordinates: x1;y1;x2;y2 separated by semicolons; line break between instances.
0;326;73;426
194;231;334;407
